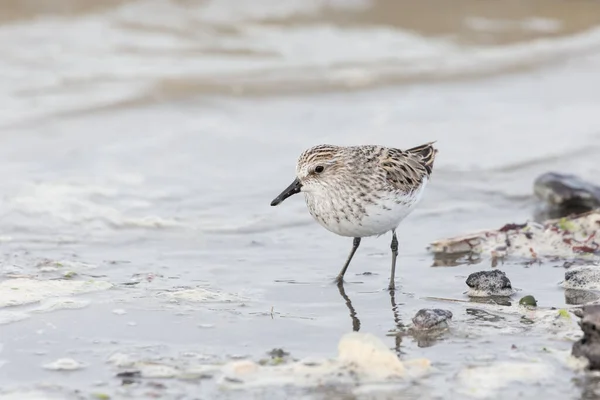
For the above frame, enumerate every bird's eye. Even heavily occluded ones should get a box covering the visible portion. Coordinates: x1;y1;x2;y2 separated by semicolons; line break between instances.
314;166;324;174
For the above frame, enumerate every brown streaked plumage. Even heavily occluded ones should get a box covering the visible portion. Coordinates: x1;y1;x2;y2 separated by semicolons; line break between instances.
271;142;438;290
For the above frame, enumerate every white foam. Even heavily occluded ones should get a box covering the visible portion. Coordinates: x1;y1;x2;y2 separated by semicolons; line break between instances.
157;287;250;303
0;391;62;400
457;362;553;398
0;311;29;325
30;298;91;313
6;181;184;231
42;358;86;371
0;278;112;308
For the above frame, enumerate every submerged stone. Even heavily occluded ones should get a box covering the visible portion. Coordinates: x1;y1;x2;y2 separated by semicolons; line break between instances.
411;309;453;330
565;289;600;305
534;172;600;219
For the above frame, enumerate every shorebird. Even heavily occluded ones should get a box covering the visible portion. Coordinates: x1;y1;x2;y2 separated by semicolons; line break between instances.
271;142;437;290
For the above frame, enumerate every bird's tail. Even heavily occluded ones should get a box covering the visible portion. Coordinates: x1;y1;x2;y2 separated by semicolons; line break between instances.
406;141;437;175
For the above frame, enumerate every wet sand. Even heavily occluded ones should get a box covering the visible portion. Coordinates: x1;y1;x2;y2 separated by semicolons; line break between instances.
1;0;600;398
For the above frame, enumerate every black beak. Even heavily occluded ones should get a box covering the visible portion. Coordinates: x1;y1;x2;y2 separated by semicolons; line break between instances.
271;178;302;206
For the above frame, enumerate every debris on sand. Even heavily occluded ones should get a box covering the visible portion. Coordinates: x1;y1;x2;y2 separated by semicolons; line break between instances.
109;333;430;388
429;211;600;261
220;332;430;385
466;270;516;297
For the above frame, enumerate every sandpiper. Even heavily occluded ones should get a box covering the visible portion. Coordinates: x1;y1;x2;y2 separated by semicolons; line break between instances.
271;142;437;290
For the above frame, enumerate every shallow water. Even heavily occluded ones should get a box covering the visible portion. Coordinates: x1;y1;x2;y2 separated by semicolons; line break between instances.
1;0;600;398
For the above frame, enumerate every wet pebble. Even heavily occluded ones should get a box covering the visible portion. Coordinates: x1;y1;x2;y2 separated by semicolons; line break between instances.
562;265;600;291
565;289;600;305
466;270;515;297
116;370;141;378
411;309;453;330
518;295;537;307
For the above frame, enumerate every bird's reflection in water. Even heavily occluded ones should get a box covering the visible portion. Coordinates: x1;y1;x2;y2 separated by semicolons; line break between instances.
335;281;405;356
336;281;361;332
389;289;405;356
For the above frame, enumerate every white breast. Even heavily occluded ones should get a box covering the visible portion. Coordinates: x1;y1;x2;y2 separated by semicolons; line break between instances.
305;178;429;238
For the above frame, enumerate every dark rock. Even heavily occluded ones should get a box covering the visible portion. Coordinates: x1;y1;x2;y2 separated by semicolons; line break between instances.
534;172;600;212
411;308;453;330
565;289;600;305
563;265;600;291
572;305;600;370
466;270;515;297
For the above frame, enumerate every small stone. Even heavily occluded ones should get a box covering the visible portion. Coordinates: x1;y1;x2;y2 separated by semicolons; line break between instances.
519;295;537;307
112;309;127;315
466;270;515;297
116;371;141;378
267;348;289;358
565;288;600;305
411;309;453;330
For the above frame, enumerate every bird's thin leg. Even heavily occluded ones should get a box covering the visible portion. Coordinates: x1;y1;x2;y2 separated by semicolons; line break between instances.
389;230;398;291
335;237;361;283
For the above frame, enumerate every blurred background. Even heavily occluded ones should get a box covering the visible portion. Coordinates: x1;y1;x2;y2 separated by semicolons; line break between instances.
2;0;600;239
1;0;600;398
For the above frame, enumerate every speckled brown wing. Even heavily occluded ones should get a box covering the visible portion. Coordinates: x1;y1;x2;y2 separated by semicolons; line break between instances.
380;142;437;192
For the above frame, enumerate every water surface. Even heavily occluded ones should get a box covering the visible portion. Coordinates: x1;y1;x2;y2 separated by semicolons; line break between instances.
1;0;600;398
